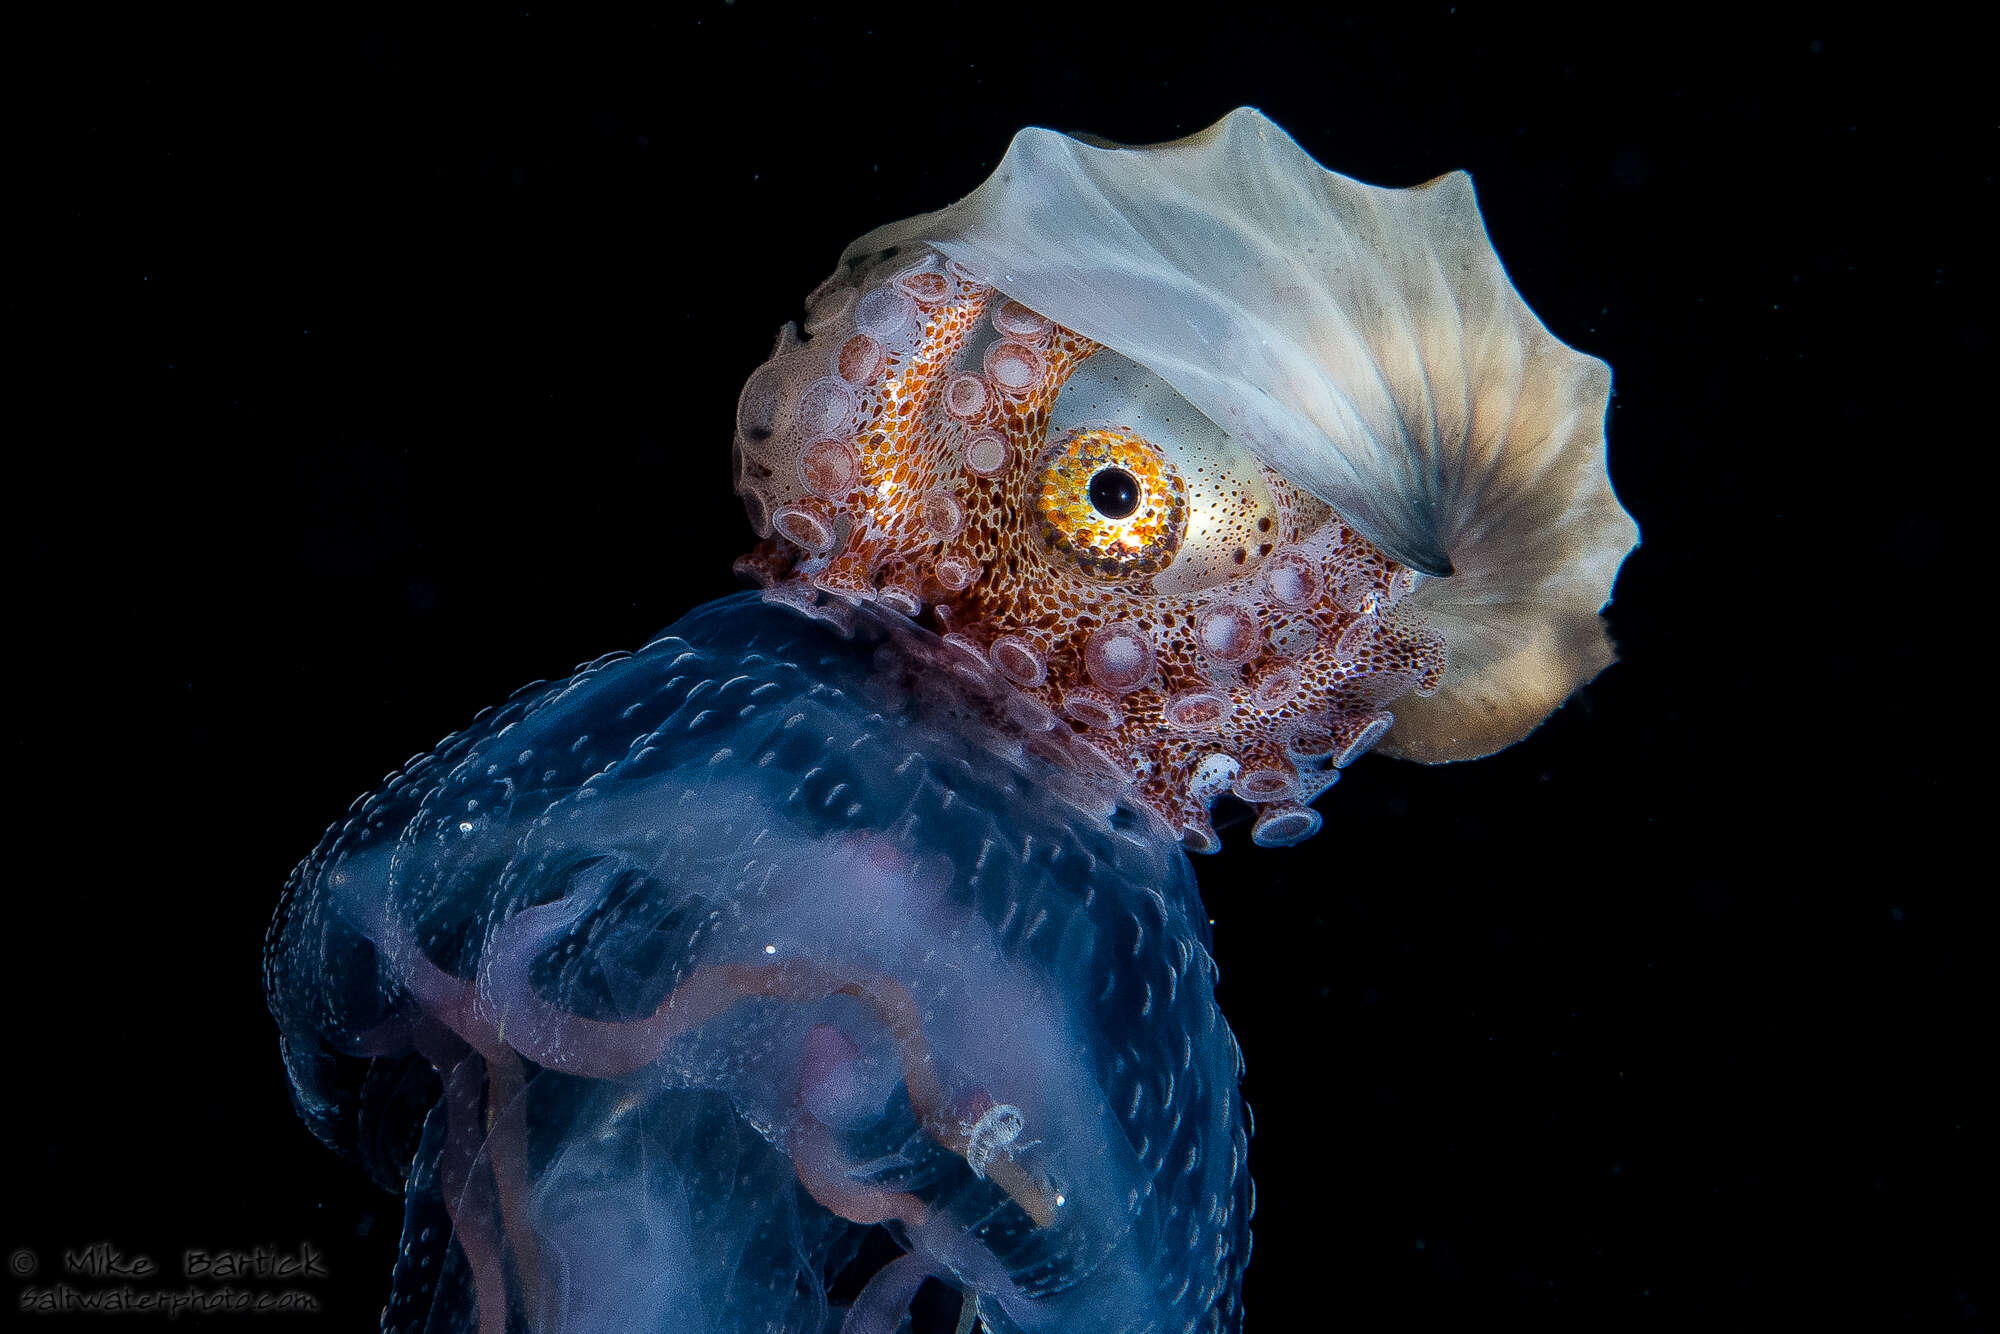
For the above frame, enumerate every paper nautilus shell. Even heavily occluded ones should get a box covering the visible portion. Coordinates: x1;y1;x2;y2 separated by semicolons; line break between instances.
732;107;1638;849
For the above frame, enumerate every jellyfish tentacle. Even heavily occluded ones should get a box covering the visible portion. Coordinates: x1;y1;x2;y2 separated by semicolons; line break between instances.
482;1052;543;1324
837;1251;941;1334
436;1056;513;1334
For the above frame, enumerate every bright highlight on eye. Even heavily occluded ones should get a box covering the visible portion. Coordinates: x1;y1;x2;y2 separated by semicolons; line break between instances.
1034;428;1187;580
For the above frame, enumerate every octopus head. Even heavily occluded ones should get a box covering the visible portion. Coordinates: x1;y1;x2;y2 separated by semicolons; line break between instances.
731;109;1638;852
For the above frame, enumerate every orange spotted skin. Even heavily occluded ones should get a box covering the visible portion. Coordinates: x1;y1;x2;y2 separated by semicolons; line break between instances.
733;250;1446;850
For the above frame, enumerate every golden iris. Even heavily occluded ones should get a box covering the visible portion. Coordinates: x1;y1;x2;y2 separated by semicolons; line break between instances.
1033;428;1187;579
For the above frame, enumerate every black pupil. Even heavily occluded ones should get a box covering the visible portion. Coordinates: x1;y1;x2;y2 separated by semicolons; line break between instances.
1088;467;1141;519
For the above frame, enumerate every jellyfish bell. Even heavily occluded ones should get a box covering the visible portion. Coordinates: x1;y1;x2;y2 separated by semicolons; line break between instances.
268;594;1252;1334
733;106;1638;848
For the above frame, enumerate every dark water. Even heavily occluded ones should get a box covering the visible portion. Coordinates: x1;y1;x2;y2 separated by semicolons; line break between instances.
12;10;1984;1329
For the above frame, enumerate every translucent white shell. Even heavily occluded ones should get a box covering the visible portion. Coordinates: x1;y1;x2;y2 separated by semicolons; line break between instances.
846;107;1638;763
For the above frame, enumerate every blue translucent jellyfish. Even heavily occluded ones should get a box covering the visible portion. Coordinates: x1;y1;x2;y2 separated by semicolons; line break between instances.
267;109;1633;1332
267;595;1251;1332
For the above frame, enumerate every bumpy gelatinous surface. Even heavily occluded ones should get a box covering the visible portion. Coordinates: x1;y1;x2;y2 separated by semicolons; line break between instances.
734;247;1445;849
266;594;1250;1333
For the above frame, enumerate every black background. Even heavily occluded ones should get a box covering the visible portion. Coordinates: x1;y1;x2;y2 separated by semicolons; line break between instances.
12;8;1988;1330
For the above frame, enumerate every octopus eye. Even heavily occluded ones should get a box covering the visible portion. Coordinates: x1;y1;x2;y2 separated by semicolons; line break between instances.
1045;349;1290;595
1033;428;1187;580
